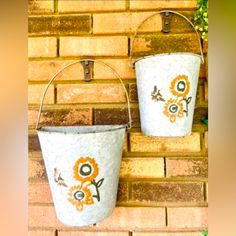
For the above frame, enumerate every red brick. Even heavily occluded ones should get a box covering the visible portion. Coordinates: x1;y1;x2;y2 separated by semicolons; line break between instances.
28;15;91;36
167;207;208;228
130;132;201;153
28;0;54;14
28;230;55;236
28;60;85;81
58;232;129;236
131;182;204;203
130;1;197;10
166;159;208;178
94;12;194;34
58;0;126;12
57;84;126;104
94;108;140;128
94;59;135;80
28;108;92;127
120;158;164;178
94;12;161;34
28;84;54;104
28;37;57;58
28;133;40;151
60;36;128;57
132;33;200;57
28;158;47;181
133;233;202;236
96;207;165;229
28;183;52;203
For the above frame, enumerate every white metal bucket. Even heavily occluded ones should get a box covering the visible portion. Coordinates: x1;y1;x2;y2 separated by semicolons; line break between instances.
35;59;132;226
131;10;204;137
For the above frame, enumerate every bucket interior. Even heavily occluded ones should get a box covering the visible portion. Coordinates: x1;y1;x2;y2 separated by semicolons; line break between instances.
39;125;127;134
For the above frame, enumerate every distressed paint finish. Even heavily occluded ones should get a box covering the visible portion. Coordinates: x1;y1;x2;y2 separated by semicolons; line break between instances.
135;54;201;136
37;125;126;226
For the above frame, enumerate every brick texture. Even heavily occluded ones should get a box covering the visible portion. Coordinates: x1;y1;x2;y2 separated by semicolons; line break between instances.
28;0;208;232
131;182;204;203
130;1;197;10
28;15;91;36
94;108;140;128
28;0;54;14
28;84;54;104
94;12;194;34
96;207;166;229
28;230;55;236
58;0;126;13
120;158;164;178
57;84;126;104
28;158;47;181
28;108;92;127
167;207;208;228
133;233;202;236
94;59;135;79
28;60;85;81
60;36;128;56
166;158;208;178
130;132;201;153
28;37;57;58
28;182;52;203
132;33;200;57
58;232;129;236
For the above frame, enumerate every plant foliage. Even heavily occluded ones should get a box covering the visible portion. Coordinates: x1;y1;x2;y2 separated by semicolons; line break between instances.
202;228;208;236
194;0;208;41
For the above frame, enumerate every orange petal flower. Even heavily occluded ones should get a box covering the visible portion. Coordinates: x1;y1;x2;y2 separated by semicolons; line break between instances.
73;157;99;183
170;75;190;98
163;98;184;123
67;184;94;212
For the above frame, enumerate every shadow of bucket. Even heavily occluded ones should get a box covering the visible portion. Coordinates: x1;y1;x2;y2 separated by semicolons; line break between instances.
130;10;204;137
36;59;132;226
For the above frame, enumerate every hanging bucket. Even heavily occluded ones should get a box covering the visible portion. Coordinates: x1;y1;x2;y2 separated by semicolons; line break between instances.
35;59;132;226
130;10;204;137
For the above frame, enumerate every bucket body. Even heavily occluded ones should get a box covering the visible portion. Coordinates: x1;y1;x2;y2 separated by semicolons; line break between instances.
135;53;201;136
37;125;125;226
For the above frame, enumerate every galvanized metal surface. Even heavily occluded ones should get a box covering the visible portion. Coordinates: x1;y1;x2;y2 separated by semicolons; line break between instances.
38;125;125;226
135;53;201;137
36;60;131;226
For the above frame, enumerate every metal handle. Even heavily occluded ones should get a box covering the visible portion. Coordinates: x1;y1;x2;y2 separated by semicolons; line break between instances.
129;10;204;67
35;59;132;130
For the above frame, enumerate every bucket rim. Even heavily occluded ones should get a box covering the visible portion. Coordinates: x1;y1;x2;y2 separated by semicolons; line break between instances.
37;124;127;135
134;52;202;64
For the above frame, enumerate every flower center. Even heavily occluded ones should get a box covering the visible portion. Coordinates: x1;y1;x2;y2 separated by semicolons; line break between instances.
74;190;85;201
177;81;186;92
169;104;178;113
79;163;92;176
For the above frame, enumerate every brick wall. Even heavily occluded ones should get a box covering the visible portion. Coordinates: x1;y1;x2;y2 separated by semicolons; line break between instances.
28;0;208;235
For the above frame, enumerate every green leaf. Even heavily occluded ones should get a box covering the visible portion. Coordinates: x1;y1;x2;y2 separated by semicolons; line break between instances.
96;178;104;187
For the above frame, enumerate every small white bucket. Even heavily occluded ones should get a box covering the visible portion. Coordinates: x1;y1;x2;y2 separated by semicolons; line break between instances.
131;10;204;137
36;60;132;226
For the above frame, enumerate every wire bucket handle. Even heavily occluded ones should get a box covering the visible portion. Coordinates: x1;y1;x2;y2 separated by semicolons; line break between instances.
130;10;204;67
35;59;132;130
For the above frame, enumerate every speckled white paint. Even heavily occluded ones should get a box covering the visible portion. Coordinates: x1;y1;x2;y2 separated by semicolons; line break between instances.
37;125;126;226
135;53;201;137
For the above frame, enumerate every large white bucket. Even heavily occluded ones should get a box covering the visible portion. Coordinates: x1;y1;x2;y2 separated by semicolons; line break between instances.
131;11;204;137
36;59;132;226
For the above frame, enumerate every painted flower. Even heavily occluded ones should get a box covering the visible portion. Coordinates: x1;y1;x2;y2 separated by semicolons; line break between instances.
73;157;98;183
67;184;94;211
163;98;184;123
170;75;190;97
